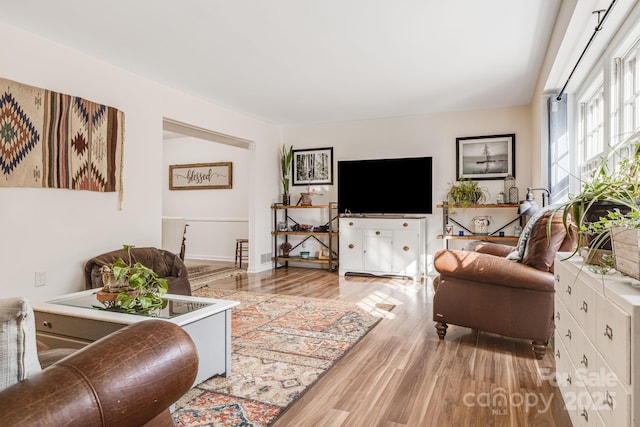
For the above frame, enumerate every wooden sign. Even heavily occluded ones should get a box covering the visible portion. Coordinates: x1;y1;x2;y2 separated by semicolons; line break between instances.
169;162;232;190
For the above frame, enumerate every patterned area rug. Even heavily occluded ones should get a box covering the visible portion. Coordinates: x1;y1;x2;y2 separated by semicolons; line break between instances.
187;265;245;291
172;287;384;426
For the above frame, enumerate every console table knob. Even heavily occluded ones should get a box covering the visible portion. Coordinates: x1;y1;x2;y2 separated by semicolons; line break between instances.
348;244;355;249
42;321;52;328
375;231;380;235
403;246;410;251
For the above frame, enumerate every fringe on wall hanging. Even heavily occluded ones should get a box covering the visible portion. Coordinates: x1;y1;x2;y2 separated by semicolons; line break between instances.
0;77;125;208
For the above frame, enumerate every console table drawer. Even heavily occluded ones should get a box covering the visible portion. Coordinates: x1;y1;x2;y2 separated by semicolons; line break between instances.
595;293;631;384
35;311;124;342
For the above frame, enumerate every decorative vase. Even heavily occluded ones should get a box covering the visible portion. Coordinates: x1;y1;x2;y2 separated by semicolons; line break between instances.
282;193;291;206
300;193;312;206
281;250;290;257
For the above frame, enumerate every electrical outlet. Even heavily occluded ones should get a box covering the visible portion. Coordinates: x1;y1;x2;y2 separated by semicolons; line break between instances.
34;272;46;287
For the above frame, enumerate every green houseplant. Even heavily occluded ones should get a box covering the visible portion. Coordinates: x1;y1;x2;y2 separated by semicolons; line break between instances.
552;141;640;258
280;145;293;205
446;178;488;207
98;245;169;314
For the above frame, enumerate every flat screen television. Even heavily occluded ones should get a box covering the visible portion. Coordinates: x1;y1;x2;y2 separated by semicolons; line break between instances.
337;156;432;215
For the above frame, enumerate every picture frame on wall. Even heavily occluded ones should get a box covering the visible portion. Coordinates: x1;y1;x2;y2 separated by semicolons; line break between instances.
169;162;232;190
292;147;333;185
456;134;515;180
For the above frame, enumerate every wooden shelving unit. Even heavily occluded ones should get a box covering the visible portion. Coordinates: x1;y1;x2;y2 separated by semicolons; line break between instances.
437;201;522;249
272;203;339;270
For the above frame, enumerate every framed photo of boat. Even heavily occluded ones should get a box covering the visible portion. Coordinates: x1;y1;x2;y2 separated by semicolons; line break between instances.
456;134;515;180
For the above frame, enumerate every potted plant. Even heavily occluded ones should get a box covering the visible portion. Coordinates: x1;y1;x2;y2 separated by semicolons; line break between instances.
552;141;640;260
98;245;169;314
446;178;488;207
280;145;293;205
280;241;292;257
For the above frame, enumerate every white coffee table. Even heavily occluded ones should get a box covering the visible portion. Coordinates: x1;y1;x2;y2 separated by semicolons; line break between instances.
32;289;239;385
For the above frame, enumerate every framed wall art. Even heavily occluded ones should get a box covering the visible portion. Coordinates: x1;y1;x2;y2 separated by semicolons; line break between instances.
292;147;333;186
169;162;232;190
456;134;515;180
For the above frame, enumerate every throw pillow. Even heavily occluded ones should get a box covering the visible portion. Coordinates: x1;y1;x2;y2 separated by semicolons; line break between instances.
506;205;556;261
0;297;42;391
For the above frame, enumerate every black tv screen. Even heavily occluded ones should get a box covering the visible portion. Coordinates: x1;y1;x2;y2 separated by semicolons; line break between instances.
338;157;432;215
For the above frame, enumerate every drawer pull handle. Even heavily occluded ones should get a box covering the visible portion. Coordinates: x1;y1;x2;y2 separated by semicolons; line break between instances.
403;222;408;227
565;330;572;340
375;231;381;235
567;374;572;385
566;285;572;295
42;321;52;328
604;324;613;340
403;246;410;251
580;301;588;313
555;312;560;320
605;391;614;408
349;222;354;226
555;274;560;281
580;409;588;422
555;350;560;359
581;354;589;368
348;244;355;249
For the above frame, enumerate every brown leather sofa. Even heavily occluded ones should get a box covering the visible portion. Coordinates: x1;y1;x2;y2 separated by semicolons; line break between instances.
0;320;198;426
433;211;576;359
84;247;192;296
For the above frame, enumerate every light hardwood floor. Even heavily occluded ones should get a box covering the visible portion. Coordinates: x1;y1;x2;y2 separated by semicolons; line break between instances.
207;267;572;427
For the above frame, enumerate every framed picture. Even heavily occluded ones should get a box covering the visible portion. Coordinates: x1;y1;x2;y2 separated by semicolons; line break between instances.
456;134;515;180
292;147;333;185
169;162;232;190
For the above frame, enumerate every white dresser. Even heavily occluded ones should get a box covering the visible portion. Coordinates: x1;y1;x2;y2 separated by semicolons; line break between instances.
338;216;426;281
554;253;640;426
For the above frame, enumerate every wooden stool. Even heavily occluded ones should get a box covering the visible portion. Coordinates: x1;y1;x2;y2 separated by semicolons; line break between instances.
235;239;249;268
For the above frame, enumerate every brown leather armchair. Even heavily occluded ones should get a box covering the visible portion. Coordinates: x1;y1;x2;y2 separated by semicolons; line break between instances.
84;247;192;296
0;319;198;426
433;211;576;359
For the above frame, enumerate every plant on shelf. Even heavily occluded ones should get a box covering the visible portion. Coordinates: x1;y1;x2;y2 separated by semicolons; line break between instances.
98;245;169;315
446;178;488;207
280;241;292;257
280;145;293;205
552;141;640;258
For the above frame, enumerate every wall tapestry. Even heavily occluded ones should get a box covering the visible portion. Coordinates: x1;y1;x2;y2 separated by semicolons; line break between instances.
0;77;125;204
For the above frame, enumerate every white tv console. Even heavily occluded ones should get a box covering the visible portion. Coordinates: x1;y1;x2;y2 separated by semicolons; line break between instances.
338;216;426;281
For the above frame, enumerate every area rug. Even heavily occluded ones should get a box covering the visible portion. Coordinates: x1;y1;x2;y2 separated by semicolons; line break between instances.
187;265;245;291
172;287;383;426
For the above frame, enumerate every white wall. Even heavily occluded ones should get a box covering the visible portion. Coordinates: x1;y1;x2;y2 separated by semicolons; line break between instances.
283;106;533;270
0;23;280;301
163;136;250;261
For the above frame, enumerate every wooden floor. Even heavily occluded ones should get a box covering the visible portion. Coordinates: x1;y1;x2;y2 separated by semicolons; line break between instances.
208;267;572;427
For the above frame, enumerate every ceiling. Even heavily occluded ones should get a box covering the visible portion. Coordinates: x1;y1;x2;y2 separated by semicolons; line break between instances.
1;0;562;126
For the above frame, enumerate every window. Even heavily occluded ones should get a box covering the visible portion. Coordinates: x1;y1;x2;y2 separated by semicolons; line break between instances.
577;78;605;178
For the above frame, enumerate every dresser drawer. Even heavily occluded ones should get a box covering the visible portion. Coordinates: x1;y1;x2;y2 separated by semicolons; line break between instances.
592;352;631;427
571;325;598;387
595;293;631;384
555;298;575;355
574;279;597;341
555;262;576;309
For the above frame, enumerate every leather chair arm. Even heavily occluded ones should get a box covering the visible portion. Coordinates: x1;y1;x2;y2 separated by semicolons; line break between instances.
473;242;517;258
434;249;554;292
0;320;198;427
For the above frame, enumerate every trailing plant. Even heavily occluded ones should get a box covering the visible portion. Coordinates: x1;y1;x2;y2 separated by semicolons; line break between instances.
552;141;640;254
446;178;488;207
101;245;168;315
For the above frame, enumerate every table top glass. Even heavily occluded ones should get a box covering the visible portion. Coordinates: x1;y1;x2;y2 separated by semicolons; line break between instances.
48;291;215;319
